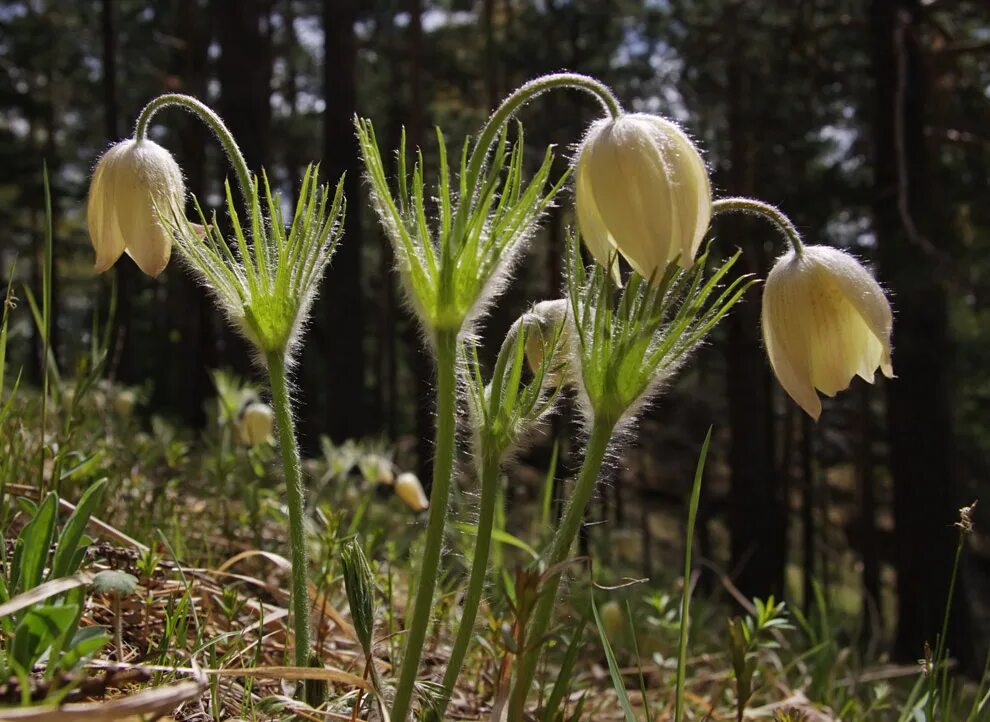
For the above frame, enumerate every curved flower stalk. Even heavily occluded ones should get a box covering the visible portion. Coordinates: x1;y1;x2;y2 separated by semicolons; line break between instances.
429;302;568;720
356;72;622;722
86;93;345;677
507;233;755;716
711;197;894;420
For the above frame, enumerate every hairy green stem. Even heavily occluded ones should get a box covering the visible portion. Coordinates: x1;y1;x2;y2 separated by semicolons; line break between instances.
433;453;502;719
508;419;614;720
266;352;310;672
711;197;805;256
391;329;459;722
134;93;253;209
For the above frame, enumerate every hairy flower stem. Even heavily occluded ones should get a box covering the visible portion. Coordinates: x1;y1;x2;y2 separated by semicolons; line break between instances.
508;419;615;720
711;197;805;256
432;454;502;720
266;352;311;673
133;93;253;210
391;329;459;722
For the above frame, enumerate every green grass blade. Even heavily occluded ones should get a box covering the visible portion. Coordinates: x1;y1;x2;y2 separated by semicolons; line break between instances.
674;426;711;722
52;479;108;578
592;595;639;722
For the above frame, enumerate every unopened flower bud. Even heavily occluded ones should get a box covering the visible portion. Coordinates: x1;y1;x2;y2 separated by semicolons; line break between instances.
395;472;429;512
87;138;185;277
761;245;894;420
522;299;570;385
236;401;274;446
575;113;711;282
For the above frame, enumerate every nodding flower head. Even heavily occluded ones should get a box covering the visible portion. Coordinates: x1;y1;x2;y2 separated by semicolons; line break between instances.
761;245;894;420
575;113;711;283
395;472;429;512
87;138;185;278
236;401;275;446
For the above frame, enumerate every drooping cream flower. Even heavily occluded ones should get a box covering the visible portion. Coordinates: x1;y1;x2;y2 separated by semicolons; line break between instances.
87;138;185;277
236;401;274;446
761;245;894;420
575;113;712;282
395;472;429;512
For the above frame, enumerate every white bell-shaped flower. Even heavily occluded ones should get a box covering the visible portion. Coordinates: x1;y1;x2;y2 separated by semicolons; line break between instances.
87;138;185;277
761;245;894;420
236;401;275;446
395;472;429;512
575;113;711;282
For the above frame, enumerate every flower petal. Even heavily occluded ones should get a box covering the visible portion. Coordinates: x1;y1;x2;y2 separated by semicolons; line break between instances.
762;252;822;419
575;151;622;285
812;245;894;379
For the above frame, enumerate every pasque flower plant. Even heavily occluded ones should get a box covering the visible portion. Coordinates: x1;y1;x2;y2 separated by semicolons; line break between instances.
86;93;344;678
357;72;625;721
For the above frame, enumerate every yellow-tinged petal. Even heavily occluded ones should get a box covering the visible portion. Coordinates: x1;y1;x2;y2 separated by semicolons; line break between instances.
808;245;894;379
762;253;822;419
88;147;127;273
575;155;622;284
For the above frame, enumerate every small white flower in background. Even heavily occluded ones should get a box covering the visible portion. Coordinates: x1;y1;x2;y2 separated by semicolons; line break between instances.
395;472;429;512
599;600;625;641
60;387;75;413
112;389;137;418
87;139;185;278
761;245;894;420
575;113;711;282
236;401;274;446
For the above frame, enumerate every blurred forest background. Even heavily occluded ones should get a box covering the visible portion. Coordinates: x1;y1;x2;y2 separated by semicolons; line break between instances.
1;0;988;671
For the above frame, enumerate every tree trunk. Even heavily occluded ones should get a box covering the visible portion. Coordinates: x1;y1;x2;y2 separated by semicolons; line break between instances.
723;8;786;599
308;0;366;446
868;0;970;666
214;0;272;379
161;1;213;426
406;0;435;482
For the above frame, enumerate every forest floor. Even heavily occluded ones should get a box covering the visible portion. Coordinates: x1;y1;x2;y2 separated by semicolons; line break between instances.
0;383;987;721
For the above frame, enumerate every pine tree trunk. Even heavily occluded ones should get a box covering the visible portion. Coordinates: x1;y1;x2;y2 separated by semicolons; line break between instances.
723;7;786;599
313;0;366;444
161;1;213;426
214;0;272;379
406;0;436;482
868;0;971;666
